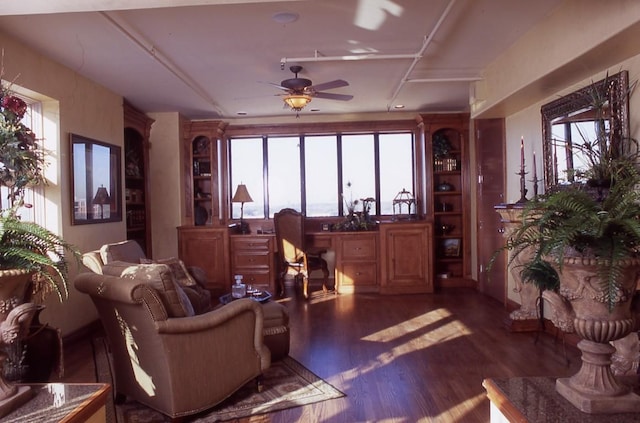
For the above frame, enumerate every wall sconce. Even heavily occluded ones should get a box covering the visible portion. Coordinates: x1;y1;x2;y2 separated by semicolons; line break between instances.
92;185;111;219
232;184;253;234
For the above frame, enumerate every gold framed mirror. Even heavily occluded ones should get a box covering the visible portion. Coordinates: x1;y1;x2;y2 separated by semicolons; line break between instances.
540;71;630;191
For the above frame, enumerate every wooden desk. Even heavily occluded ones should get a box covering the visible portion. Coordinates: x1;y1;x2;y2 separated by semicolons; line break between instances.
3;383;110;423
307;221;433;294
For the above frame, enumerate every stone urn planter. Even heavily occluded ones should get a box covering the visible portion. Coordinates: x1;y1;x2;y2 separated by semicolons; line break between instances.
0;269;40;418
542;256;640;414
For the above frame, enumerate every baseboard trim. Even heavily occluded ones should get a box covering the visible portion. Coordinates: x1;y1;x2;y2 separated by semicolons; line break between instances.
63;319;103;347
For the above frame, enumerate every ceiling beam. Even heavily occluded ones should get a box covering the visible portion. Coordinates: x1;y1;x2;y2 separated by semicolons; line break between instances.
0;0;304;16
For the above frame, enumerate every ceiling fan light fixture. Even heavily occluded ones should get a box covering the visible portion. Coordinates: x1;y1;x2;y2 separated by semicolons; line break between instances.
283;94;312;111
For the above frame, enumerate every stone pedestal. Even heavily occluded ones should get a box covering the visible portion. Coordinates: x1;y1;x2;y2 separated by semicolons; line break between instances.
495;204;539;332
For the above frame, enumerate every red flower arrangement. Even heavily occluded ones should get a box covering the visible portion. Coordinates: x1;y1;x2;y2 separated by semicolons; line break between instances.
0;77;45;210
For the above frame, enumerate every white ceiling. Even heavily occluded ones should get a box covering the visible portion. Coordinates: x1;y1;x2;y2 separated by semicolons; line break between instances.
0;0;563;120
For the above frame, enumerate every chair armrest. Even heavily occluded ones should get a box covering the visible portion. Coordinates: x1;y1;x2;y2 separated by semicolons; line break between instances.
156;298;263;334
74;272;169;321
307;246;327;256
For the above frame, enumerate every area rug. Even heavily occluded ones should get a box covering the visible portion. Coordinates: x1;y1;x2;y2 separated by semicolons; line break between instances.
92;337;345;422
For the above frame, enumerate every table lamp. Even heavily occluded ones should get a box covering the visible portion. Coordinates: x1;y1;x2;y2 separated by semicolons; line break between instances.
92;185;110;219
232;184;253;234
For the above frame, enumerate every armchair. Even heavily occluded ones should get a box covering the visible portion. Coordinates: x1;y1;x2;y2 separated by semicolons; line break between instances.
274;208;330;298
75;269;271;419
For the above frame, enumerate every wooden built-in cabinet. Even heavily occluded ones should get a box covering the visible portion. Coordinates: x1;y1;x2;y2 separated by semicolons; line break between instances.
229;234;276;292
336;232;378;293
124;101;154;256
418;113;472;287
177;226;229;294
176;117;469;294
183;120;227;226
379;221;433;294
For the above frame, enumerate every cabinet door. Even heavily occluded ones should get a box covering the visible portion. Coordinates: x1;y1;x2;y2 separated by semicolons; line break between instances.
178;228;229;292
379;222;433;294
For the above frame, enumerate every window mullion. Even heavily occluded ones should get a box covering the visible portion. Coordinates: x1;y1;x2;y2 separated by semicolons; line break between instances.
299;135;306;214
336;134;344;216
262;135;269;218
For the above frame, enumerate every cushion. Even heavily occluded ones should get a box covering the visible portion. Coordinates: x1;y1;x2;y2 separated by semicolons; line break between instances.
100;240;146;265
103;261;195;317
140;257;197;287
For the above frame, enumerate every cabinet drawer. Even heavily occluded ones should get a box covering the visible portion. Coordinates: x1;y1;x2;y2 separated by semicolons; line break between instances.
340;262;377;286
341;236;377;261
234;252;270;268
232;237;271;251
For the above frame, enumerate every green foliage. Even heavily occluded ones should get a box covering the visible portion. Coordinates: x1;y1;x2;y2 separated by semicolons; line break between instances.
491;160;640;310
519;257;559;292
0;212;79;302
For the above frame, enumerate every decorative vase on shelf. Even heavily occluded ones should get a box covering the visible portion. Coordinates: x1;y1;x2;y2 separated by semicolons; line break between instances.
542;257;640;414
0;269;41;417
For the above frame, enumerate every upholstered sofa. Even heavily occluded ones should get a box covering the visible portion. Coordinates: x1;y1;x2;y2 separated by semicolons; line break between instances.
75;263;271;419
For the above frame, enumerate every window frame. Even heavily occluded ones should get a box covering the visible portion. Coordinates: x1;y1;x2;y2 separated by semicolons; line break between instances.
226;122;417;220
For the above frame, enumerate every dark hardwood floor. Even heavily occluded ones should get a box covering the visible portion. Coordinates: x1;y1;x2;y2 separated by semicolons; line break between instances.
60;284;581;422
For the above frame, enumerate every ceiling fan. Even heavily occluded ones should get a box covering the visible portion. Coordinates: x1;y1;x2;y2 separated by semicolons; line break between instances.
269;65;353;113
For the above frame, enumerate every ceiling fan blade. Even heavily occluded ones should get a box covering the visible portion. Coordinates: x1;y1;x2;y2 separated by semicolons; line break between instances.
308;79;349;92
313;92;353;101
260;81;291;91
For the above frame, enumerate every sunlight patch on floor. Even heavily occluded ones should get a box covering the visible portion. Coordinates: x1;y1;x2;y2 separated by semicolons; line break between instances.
360;308;456;343
434;391;486;422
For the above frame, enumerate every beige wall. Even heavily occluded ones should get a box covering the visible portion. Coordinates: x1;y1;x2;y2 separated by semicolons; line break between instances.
0;30;125;335
147;112;184;259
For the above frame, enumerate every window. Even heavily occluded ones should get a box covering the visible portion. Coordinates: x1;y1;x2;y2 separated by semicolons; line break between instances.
230;137;264;219
229;131;415;219
268;137;301;216
305;135;338;217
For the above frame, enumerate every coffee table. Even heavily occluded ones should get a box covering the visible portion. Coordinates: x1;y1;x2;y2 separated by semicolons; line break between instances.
219;290;272;305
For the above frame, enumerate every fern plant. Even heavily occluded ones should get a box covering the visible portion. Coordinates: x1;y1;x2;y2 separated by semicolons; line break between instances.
0;212;79;302
490;159;640;310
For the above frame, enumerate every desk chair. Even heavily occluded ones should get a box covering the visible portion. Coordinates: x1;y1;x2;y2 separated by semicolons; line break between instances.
274;208;330;298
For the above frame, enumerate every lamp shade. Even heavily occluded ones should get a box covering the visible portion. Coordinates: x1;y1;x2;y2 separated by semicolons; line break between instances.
283;94;312;111
92;186;110;205
232;184;253;203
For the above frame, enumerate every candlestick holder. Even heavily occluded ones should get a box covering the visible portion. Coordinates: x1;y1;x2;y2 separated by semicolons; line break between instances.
515;168;528;204
529;176;540;200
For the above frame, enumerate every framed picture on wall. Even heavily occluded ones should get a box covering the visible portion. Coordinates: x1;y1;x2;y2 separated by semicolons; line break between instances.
442;238;461;257
70;133;122;225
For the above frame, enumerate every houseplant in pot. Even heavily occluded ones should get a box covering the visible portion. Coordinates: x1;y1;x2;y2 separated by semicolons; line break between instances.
493;152;640;414
0;73;79;415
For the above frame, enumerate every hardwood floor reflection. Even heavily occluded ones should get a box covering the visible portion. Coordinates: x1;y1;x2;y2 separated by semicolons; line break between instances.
61;286;581;422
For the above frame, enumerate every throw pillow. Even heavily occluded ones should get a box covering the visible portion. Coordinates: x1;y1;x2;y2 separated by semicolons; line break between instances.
103;261;195;317
100;240;146;264
139;257;197;287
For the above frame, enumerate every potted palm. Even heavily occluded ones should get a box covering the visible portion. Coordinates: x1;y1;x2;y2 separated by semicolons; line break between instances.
0;72;79;413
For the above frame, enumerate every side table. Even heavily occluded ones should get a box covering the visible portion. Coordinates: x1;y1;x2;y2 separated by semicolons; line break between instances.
3;383;111;423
